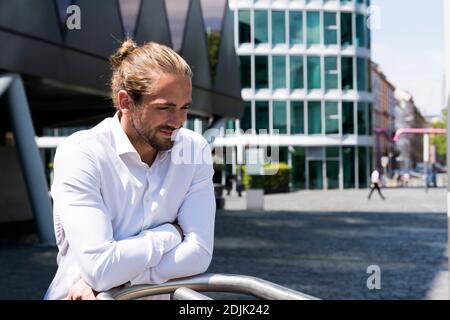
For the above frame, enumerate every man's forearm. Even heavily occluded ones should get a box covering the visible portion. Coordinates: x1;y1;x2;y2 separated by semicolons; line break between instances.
129;239;212;286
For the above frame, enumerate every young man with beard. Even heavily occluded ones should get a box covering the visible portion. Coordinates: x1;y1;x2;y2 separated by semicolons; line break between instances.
44;40;215;300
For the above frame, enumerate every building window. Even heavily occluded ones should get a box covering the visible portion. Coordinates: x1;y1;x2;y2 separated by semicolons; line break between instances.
324;12;337;45
273;101;287;134
368;103;373;134
290;56;304;89
238;10;251;44
326;160;340;189
357;58;368;92
272;11;286;45
341;57;353;90
356;13;365;47
307;11;321;46
342;102;354;134
307;56;321;90
325;56;338;90
254;10;268;44
239;56;251;89
240;101;252;131
255;56;269;89
291;101;304;134
357;102;368;135
255;101;269;133
325;101;339;134
308;101;322;134
309;160;323;190
343;146;355;188
358;147;368;188
292;147;306;189
272;56;286;89
340;12;353;46
289;11;303;45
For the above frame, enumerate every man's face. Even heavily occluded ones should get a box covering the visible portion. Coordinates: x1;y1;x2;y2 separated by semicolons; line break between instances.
130;73;192;151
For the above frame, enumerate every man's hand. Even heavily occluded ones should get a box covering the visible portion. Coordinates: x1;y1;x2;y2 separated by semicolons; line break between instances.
173;223;184;241
64;278;97;300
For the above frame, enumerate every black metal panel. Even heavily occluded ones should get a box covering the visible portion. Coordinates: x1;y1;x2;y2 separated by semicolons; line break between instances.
134;0;172;47
0;0;62;42
180;0;214;116
64;0;125;57
0;29;110;92
213;2;243;118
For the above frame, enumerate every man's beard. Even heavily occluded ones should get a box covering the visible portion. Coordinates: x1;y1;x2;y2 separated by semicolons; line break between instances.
130;111;176;151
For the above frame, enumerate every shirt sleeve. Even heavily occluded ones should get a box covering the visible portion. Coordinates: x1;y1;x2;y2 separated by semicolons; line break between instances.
51;141;182;292
129;142;216;286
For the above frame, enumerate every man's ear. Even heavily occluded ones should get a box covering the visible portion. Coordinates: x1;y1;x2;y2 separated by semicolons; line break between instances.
117;90;133;115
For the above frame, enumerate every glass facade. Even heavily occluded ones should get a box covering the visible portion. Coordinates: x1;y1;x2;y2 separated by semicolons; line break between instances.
292;148;306;189
241;101;252;131
358;146;368;188
289;11;303;45
273;101;287;134
343;146;355;188
238;10;251;44
307;11;320;46
255;56;268;89
254;10;268;44
340;12;353;46
325;102;339;134
308;101;322;134
356;13;365;48
291;102;304;134
307;56;321;90
357;58;368;92
272;56;286;89
235;4;372;190
290;56;304;89
309;161;323;190
342;102;354;135
342;57;354;90
272;11;286;45
324;12;337;45
325;57;338;90
255;101;269;132
239;56;251;88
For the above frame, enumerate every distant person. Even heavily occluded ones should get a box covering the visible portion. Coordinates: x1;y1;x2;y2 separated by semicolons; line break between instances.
368;169;385;200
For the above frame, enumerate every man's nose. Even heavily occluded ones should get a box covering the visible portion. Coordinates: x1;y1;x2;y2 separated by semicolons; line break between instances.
167;111;185;129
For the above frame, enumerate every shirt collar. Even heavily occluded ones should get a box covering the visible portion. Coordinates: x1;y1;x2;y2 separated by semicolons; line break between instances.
111;112;139;156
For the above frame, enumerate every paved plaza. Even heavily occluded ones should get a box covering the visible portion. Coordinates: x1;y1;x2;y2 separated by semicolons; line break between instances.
0;188;448;299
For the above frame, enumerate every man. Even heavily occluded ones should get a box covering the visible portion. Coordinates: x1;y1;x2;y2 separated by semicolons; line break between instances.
367;169;385;200
44;40;215;300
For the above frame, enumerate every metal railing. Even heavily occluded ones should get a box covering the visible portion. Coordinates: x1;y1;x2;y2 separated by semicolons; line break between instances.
96;273;319;300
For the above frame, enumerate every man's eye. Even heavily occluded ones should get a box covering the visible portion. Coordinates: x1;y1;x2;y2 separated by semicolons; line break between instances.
157;107;169;110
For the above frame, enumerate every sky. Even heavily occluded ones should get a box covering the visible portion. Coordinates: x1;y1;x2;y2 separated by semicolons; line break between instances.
371;0;445;117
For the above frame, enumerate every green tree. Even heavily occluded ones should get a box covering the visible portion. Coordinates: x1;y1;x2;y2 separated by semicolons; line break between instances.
207;31;221;82
430;109;446;163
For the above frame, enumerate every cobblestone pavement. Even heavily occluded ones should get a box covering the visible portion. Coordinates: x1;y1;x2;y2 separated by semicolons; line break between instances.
0;188;448;300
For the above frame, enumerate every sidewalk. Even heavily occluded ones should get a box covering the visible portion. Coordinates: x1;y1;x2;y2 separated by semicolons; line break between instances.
0;188;448;299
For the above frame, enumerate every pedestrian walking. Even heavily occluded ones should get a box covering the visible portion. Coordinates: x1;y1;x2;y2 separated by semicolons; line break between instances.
368;169;386;200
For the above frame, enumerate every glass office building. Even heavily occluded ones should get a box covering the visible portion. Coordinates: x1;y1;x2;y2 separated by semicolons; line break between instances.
229;0;373;189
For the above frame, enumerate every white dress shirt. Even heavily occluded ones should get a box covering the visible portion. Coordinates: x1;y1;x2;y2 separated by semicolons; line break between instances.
44;113;215;300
